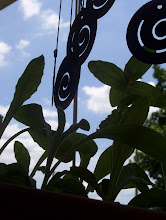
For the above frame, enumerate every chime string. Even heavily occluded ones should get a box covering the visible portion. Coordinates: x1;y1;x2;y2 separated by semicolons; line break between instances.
52;0;63;106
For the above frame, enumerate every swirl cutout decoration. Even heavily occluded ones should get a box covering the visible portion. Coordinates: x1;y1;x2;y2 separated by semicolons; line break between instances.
126;0;166;64
53;0;115;110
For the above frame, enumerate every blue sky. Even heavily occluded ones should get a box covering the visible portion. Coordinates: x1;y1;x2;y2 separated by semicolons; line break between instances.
0;0;163;204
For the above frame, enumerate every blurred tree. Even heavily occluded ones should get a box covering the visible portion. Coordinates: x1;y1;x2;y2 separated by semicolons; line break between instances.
134;65;166;211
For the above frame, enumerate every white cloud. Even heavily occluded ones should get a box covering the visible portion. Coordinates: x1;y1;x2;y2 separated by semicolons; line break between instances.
43;108;57;118
0;42;11;67
82;85;114;114
41;9;69;31
42;98;51;106
46;120;58;131
0;136;44;170
16;40;30;57
16;40;30;50
19;0;42;19
0;105;9;117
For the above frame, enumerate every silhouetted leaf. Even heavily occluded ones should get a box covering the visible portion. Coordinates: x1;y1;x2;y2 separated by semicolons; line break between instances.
14;141;30;173
48;174;87;197
109;86;124;107
47;170;69;190
126;81;166;107
71;166;97;188
79;119;90;131
120;96;149;125
129;188;166;208
29;129;49;150
99;110;120;129
90;124;166;164
88;60;126;89
93;146;112;183
0;163;31;187
114;163;153;197
30;151;47;177
124;56;151;81
57;107;65;133
56;133;97;163
0;55;45;137
14;104;46;129
70;166;104;199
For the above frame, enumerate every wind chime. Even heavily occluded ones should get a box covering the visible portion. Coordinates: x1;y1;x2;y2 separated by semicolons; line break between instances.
52;0;166;120
126;0;166;65
52;0;115;123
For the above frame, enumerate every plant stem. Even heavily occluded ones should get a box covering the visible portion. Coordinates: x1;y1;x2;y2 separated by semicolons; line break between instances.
30;151;47;177
0;127;30;155
41;160;61;190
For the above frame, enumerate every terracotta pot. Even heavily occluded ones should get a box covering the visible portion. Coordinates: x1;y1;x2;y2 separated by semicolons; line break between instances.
0;183;166;219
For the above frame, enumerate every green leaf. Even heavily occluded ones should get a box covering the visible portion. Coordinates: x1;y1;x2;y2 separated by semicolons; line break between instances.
0;55;45;138
126;81;166;108
14;104;46;129
12;55;44;106
70;167;97;187
79;119;90;131
109;87;124;107
30;151;47;177
88;60;126;89
0;163;32;187
114;163;153;197
70;166;104;199
117;95;140;113
56;133;97;163
29;129;49;150
90;124;166;164
106;141;134;201
105;96;149;201
128;188;166;208
78;135;97;168
93;146;112;183
120;96;149;125
46;170;69;190
48;174;87;197
57;107;66;133
124;56;151;81
99;110;121;129
14;141;30;173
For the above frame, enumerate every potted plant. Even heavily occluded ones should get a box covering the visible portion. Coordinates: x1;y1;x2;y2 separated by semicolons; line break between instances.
0;55;166;218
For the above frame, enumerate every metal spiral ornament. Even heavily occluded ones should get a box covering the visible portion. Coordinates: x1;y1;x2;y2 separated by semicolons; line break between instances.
127;0;166;64
53;0;115;110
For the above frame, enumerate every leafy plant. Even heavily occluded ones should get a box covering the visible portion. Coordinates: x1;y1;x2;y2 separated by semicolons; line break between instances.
87;56;166;205
0;54;166;211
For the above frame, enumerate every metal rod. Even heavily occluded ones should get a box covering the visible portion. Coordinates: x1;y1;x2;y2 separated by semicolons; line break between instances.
73;0;81;125
73;0;81;166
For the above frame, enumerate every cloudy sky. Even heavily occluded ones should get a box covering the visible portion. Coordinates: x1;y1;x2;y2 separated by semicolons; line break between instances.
0;0;164;204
